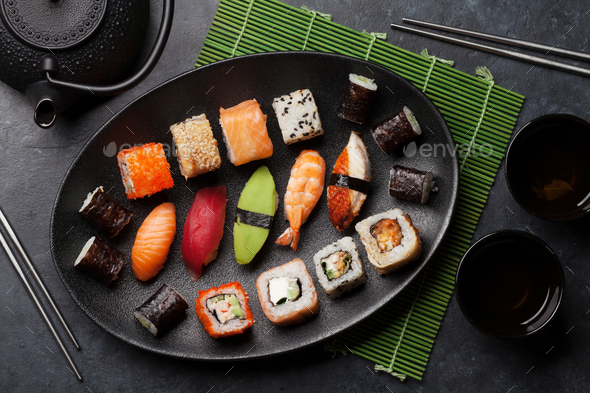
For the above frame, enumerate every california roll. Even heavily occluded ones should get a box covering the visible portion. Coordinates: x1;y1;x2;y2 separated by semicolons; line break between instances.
195;281;254;338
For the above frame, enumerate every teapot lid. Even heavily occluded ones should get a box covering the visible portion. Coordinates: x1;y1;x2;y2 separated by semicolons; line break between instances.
1;0;107;51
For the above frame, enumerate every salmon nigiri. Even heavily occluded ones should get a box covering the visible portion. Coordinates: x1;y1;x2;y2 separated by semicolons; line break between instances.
275;150;325;252
219;99;273;166
132;202;176;281
181;186;227;281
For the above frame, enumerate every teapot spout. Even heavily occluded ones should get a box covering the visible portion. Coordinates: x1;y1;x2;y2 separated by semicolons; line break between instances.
25;81;78;128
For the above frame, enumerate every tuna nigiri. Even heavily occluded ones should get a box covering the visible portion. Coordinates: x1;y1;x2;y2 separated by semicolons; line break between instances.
132;202;176;281
219;99;273;166
275;150;325;252
327;132;372;231
181;186;227;280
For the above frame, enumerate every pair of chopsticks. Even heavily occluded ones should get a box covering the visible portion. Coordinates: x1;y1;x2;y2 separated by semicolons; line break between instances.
0;208;82;380
391;19;590;77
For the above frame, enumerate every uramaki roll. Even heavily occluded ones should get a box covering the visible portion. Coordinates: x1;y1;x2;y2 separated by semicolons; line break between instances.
256;258;319;326
313;237;367;299
169;114;221;179
195;282;254;338
355;209;422;275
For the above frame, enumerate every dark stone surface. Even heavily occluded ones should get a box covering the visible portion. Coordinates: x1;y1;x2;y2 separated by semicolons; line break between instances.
1;0;588;391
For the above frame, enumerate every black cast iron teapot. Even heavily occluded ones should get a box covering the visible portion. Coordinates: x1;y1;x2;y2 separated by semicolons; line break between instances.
0;0;174;128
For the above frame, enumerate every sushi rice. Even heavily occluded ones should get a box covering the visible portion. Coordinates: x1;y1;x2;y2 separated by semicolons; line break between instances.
402;106;422;136
349;73;377;91
79;187;102;212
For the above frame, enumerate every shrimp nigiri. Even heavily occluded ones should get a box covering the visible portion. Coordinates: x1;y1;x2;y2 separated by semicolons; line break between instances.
132;202;176;281
275;150;325;252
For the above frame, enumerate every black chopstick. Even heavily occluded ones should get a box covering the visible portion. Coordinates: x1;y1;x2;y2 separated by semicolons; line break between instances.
0;209;82;380
403;18;590;62
391;22;590;78
0;209;80;349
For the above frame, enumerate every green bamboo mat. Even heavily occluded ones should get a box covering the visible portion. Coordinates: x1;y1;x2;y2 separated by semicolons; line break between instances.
195;0;525;381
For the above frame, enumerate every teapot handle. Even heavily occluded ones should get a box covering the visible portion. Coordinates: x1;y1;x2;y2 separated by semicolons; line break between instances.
42;0;174;96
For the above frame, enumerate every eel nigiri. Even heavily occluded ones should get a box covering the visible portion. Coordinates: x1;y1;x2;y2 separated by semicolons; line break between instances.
275;150;325;252
219;99;273;166
181;186;227;280
234;166;277;265
132;202;176;281
327;132;372;231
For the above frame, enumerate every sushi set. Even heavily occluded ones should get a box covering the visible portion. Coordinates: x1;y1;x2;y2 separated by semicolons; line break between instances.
50;52;459;360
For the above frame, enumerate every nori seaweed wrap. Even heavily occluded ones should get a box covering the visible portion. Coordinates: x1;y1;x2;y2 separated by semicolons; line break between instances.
79;186;133;238
371;106;422;154
74;237;126;284
337;73;377;124
389;165;435;204
134;284;189;336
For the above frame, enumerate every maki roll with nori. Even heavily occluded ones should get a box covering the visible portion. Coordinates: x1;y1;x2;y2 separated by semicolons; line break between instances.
272;89;324;144
337;73;377;124
371;106;422;154
313;237;366;299
195;282;254;338
74;237;125;284
256;258;319;326
389;165;435;204
79;186;133;238
134;284;189;336
355;209;422;275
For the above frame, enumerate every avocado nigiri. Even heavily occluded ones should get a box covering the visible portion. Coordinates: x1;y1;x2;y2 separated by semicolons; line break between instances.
234;166;277;264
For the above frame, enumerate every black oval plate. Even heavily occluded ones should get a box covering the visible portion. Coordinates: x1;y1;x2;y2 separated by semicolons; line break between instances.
51;52;459;360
